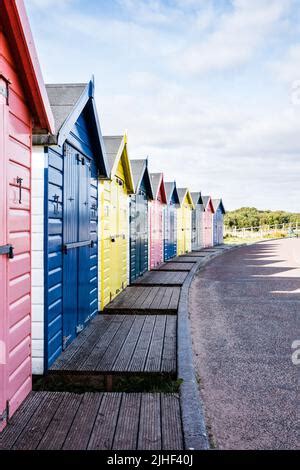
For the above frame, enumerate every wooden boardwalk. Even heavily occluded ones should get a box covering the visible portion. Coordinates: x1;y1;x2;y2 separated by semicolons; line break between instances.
154;262;195;271
171;256;203;263
104;286;181;315
132;270;188;286
50;314;177;375
0;392;183;450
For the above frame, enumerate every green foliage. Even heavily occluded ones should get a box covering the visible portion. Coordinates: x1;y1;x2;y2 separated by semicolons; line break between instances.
225;207;300;229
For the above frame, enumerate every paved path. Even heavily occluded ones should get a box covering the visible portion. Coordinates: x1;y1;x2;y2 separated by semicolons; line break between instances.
189;239;299;450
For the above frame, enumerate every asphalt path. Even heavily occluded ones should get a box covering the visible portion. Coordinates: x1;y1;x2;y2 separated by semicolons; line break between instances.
189;239;299;449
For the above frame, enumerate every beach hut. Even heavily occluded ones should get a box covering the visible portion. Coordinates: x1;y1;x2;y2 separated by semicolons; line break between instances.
212;198;225;245
191;192;205;250
177;188;195;255
99;135;134;310
164;182;179;261
202;196;215;248
31;79;108;374
0;0;54;427
149;173;167;269
129;160;153;282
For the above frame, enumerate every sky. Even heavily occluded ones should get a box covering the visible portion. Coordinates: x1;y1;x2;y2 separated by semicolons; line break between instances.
25;0;300;211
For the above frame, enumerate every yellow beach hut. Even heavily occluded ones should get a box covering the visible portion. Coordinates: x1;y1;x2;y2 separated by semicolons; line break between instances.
99;135;134;310
176;188;195;255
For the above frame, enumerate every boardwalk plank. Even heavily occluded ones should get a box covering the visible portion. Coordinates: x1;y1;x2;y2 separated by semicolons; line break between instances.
168;288;181;310
96;316;135;371
105;287;178;314
79;319;125;371
112;394;141;450
140;286;160;308
63;393;103;450
145;316;166;372
38;393;83;450
0;392;47;450
128;316;156;372
138;394;161;450
154;262;194;271
88;393;122;450
161;394;183;450
150;287;168;309
112;316;146;371
133;271;188;286
12;392;64;450
161;316;177;373
50;315;116;371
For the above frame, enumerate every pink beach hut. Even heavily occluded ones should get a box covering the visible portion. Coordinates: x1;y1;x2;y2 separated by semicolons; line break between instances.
149;173;167;269
0;0;53;429
202;196;215;248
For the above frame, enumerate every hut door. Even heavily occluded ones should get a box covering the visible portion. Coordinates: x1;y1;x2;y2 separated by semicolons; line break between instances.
136;189;147;276
192;210;196;248
170;205;176;256
110;177;119;298
0;100;8;429
77;157;90;328
63;145;91;349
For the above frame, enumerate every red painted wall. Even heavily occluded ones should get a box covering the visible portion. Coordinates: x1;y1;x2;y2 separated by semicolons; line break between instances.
0;29;32;426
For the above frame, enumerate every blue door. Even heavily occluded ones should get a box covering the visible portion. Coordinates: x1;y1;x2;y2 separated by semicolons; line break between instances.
62;144;91;349
164;202;177;260
130;189;148;282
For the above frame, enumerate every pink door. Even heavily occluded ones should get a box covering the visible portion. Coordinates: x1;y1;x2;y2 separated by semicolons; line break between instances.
204;211;212;248
150;200;163;269
0;82;8;430
0;31;32;425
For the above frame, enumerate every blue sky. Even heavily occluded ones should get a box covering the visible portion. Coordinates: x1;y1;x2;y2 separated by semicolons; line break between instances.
26;0;300;211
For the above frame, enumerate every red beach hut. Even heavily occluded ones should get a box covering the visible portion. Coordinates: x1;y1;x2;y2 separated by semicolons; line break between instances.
149;173;167;269
0;0;53;428
202;196;215;248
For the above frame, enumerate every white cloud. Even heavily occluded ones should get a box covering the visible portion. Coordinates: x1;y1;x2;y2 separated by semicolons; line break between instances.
172;0;291;75
270;44;300;84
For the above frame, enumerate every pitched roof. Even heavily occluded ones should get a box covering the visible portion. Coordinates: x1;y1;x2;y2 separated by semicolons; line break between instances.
190;192;203;206
202;196;210;208
202;195;215;213
130;159;154;199
45;83;86;135
164;182;180;204
103;135;134;192
33;79;109;177
177;188;195;208
103;135;124;175
212;198;226;214
0;0;54;133
150;173;167;203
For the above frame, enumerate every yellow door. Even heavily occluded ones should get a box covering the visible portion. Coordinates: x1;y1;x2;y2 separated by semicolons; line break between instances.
100;158;129;310
110;177;119;299
99;180;111;310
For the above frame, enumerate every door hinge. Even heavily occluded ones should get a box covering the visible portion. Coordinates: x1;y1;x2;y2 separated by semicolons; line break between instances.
63;335;72;350
0;244;14;259
0;401;9;423
76;324;84;334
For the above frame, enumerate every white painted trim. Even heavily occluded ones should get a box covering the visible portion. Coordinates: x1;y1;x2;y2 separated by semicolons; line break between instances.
31;146;45;375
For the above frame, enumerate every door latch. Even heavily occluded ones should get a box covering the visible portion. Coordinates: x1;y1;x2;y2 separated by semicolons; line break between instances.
16;177;23;204
53;194;60;214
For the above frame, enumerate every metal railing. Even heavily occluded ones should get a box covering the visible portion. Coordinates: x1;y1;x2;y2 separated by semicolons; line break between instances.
224;222;300;239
